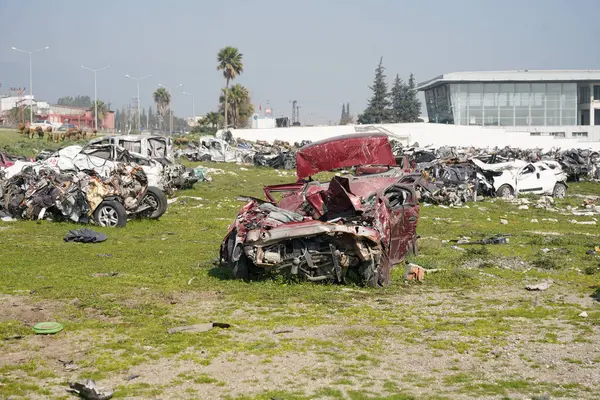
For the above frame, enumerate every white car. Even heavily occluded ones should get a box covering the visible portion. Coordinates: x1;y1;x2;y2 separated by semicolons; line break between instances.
473;159;568;198
30;120;58;130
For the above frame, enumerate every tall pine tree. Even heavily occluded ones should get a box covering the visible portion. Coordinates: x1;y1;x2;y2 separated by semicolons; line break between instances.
339;103;347;125
357;57;390;124
390;74;406;123
405;73;422;122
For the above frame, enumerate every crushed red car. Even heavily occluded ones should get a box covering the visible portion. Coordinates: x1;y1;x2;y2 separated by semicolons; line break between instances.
219;133;420;287
0;152;30;168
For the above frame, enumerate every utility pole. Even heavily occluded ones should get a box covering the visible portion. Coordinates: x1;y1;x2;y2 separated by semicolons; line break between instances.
81;65;111;130
125;74;151;132
11;46;50;124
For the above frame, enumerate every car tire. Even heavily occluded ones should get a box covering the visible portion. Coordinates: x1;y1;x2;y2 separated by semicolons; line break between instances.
94;200;127;227
232;253;249;280
142;186;168;219
552;183;567;199
496;184;514;198
200;154;212;162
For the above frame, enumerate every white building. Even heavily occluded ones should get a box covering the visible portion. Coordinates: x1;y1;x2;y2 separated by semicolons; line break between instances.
417;70;600;142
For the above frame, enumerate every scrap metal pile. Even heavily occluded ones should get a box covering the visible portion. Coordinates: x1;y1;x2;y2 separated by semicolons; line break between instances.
0;163;156;226
220;133;420;288
176;135;310;170
387;145;600;206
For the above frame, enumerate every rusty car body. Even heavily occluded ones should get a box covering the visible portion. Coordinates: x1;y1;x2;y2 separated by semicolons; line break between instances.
220;133;420;287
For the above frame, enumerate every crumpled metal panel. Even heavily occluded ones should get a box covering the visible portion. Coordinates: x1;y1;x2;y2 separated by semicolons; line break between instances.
296;133;396;180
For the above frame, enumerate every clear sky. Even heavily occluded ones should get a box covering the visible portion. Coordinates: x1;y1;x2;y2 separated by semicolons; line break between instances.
1;0;599;124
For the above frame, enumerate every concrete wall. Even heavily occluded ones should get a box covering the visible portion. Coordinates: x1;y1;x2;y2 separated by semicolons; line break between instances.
224;123;600;151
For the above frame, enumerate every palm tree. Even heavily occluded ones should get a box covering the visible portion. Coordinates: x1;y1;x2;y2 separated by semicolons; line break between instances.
217;46;243;129
89;100;109;129
204;111;220;129
219;84;254;128
153;87;171;132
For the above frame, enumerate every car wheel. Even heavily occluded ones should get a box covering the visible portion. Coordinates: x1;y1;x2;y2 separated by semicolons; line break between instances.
142;186;168;219
496;184;514;198
94;200;127;227
552;183;567;199
200;154;211;162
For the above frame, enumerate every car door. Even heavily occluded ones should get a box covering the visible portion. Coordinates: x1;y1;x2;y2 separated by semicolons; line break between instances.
535;163;558;194
384;184;418;264
516;164;543;194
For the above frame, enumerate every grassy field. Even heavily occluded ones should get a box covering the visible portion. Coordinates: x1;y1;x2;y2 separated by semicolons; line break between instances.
1;129;600;399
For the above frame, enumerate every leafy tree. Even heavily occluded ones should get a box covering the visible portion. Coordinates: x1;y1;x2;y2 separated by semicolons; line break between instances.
217;46;244;129
153;87;171;131
148;106;157;130
57;95;93;108
357;57;390;124
141;108;148;130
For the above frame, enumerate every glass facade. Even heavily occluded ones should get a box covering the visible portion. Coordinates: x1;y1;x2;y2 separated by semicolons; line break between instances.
425;82;578;126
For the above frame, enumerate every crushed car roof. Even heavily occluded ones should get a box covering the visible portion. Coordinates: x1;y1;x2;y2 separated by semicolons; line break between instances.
295;133;396;180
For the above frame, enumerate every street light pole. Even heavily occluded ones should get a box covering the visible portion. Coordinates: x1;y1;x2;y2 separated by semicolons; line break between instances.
126;74;151;132
182;91;195;120
81;65;111;131
159;83;182;135
11;46;50;124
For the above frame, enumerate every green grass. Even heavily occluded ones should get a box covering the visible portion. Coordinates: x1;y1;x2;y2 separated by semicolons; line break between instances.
1;127;600;398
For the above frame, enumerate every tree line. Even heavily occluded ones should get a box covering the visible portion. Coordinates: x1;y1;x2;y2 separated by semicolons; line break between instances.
357;58;422;124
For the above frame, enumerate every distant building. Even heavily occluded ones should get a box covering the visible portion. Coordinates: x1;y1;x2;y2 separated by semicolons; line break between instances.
40;104;115;130
0;95;35;112
251;114;275;129
417;70;600;141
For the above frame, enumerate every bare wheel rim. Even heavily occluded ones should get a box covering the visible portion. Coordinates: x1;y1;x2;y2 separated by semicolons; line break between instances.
144;193;159;210
98;206;119;227
500;186;512;197
555;185;566;198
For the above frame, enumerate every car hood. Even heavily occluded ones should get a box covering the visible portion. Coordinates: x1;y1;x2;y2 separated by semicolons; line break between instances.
295;133;396;180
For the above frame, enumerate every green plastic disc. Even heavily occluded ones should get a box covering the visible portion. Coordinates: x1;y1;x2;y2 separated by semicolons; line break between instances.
33;322;64;334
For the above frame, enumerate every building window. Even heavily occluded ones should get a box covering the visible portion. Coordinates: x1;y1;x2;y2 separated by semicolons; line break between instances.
594;86;600;101
530;132;541;136
579;86;590;104
572;132;588;137
549;132;566;137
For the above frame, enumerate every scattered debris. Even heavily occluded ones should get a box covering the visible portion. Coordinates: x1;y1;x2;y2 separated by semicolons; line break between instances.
67;379;113;400
64;228;108;243
500;219;509;225
167;322;231;334
124;374;140;381
59;359;80;371
273;328;294;334
33;321;64;334
405;263;425;281
579;311;589;318
91;272;119;278
525;281;553;291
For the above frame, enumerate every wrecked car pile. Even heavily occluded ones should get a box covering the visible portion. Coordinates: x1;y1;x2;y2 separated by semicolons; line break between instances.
175;134;299;170
376;143;600;206
0;162;163;227
220;133;420;287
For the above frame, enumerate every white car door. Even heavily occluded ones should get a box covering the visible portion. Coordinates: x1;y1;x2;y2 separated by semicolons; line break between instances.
516;164;544;194
535;163;558;194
